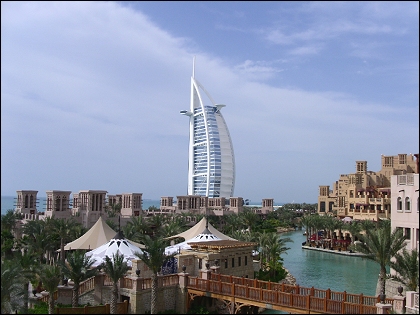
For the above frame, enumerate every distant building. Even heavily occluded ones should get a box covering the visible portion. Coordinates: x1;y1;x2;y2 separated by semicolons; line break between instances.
13;188;275;229
71;190;108;229
15;190;39;216
45;190;72;219
180;59;235;198
318;153;419;221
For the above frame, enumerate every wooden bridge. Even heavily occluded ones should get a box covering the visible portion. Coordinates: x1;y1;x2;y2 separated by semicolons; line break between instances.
187;273;394;314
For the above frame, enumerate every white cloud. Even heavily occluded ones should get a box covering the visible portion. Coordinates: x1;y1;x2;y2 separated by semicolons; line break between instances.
1;2;418;203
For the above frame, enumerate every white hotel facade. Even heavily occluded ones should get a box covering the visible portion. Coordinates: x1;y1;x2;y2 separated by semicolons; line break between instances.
180;61;235;198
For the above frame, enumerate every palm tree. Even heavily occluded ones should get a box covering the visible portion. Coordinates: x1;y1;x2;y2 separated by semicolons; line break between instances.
38;264;61;314
300;215;312;245
1;259;25;314
16;250;40;314
22;219;54;264
323;215;338;248
239;209;260;233
345;221;362;245
101;252;129;314
223;214;242;235
60;250;98;307
158;220;184;238
311;214;324;244
134;235;175;314
51;217;79;284
1;209;19;232
390;248;419;291
256;231;292;280
359;219;376;233
354;220;407;297
127;216;152;241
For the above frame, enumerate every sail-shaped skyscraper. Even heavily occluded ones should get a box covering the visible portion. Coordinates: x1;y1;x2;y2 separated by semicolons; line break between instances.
180;60;235;198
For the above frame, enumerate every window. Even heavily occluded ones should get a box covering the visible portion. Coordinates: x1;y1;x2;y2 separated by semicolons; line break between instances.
245;256;248;266
224;259;228;269
199;259;202;270
231;258;235;268
238;257;241;267
405;197;411;212
397;197;403;211
404;228;411;240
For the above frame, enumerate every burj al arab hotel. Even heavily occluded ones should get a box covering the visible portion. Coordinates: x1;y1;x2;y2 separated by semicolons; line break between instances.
180;60;235;198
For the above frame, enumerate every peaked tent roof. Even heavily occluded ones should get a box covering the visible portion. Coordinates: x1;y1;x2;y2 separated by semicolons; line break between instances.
85;231;143;267
166;217;236;241
165;225;224;255
64;216;144;251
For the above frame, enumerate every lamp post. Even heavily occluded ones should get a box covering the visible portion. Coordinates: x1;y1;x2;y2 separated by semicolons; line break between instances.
397;286;403;296
182;265;186;273
379;293;386;304
136;269;140;277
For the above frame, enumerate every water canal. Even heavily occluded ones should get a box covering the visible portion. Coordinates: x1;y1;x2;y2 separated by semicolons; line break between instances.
280;229;380;296
260;230;381;314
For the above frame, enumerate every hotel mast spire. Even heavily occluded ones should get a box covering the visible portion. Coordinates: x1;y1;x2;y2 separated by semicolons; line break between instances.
192;56;196;78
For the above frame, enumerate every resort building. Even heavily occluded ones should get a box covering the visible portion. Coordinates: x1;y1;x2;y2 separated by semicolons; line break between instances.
180;59;235;198
45;190;72;219
107;192;143;217
71;190;108;229
15;190;39;216
390;173;419;259
318;153;419;221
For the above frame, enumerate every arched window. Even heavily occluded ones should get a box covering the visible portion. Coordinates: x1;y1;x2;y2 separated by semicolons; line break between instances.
397;197;403;211
405;197;411;212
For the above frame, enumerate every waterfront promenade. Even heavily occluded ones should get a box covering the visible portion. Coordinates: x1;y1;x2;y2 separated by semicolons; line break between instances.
302;245;367;257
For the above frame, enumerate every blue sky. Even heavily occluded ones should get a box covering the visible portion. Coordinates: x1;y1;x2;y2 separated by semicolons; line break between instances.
1;1;419;204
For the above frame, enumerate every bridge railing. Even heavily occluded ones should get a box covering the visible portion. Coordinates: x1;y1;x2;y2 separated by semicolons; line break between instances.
191;274;393;314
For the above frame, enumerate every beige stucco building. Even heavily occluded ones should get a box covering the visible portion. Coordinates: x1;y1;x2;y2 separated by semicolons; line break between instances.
390;173;419;267
318;153;419;221
13;188;275;229
158;195;274;216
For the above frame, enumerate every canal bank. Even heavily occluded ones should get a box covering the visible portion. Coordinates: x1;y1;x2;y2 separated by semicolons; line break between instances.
301;244;366;257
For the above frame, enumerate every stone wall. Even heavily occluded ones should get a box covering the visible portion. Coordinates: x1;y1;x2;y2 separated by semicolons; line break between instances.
79;286;112;306
123;283;180;313
376;277;410;298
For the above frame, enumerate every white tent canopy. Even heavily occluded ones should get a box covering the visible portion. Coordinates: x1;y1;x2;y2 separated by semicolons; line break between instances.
165;227;223;255
85;231;143;267
166;217;236;241
342;217;353;223
64;216;144;251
